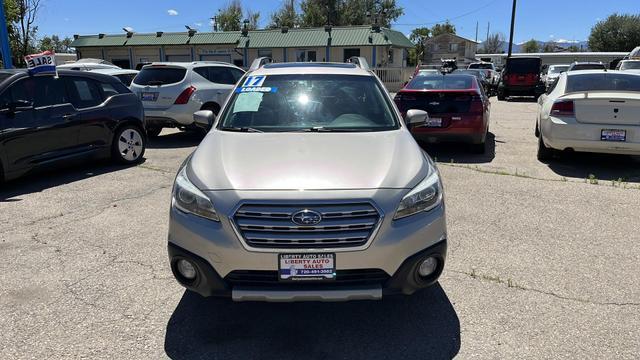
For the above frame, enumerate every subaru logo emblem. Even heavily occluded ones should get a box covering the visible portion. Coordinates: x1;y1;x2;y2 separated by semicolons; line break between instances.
291;210;322;226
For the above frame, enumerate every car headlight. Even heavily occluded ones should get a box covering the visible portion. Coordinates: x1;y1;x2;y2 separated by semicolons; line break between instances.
172;166;219;221
394;163;443;220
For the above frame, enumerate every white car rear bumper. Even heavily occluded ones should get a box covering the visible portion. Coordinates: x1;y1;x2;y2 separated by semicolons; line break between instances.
542;116;640;155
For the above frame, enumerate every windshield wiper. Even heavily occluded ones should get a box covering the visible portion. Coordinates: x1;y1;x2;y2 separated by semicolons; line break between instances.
294;126;334;132
220;126;264;133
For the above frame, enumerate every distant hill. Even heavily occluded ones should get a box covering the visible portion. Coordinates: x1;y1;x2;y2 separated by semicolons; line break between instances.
478;39;589;53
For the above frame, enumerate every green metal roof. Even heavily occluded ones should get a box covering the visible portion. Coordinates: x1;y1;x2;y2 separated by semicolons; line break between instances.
189;32;241;45
125;32;190;46
71;34;127;47
71;26;413;48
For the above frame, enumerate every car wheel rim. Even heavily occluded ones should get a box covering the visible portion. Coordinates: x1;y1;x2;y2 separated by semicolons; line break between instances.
118;128;143;161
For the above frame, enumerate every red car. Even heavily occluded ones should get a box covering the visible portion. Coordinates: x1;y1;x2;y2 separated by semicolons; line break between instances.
394;74;491;153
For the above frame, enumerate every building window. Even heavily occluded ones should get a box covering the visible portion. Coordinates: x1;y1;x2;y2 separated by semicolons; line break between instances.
295;49;317;62
343;48;360;62
450;43;459;52
258;49;272;58
388;48;394;64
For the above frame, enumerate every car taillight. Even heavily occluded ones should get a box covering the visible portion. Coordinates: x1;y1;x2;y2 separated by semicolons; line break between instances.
174;86;196;105
469;95;484;113
551;100;574;116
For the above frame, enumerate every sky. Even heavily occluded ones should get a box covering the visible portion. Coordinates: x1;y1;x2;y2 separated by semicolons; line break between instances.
34;0;640;43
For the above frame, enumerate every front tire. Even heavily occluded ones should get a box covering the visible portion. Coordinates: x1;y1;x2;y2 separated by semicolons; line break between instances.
497;89;506;101
112;125;146;164
537;132;554;162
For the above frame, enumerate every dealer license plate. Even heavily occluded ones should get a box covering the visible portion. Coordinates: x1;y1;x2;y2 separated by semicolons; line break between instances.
601;129;626;142
426;117;442;127
141;92;158;102
279;253;335;281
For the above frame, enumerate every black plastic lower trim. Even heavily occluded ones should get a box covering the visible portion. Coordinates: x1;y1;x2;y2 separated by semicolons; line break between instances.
168;242;230;297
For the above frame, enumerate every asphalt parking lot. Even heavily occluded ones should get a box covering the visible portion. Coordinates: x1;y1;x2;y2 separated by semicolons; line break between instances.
1;98;639;359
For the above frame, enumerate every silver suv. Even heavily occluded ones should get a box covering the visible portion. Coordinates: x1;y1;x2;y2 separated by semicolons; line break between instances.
167;58;448;302
130;61;244;137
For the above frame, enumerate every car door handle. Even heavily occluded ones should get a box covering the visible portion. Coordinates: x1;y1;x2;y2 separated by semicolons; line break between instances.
62;114;76;120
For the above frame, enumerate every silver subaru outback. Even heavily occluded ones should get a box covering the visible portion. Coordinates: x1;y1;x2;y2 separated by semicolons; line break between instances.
167;58;447;302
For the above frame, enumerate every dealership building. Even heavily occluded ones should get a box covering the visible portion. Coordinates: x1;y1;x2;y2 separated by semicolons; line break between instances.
69;25;414;69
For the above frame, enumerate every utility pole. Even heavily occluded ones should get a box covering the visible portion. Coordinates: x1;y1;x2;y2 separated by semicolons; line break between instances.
0;2;13;69
486;22;490;43
507;0;517;57
475;21;478;42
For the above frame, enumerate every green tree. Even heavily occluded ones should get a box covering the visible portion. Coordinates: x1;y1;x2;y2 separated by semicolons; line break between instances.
542;42;555;52
567;45;580;52
246;9;260;30
299;0;337;27
479;33;505;53
408;27;429;65
431;21;456;37
296;0;404;28
217;0;243;31
3;0;40;65
589;13;640;52
269;0;299;28
409;27;430;43
522;39;540;53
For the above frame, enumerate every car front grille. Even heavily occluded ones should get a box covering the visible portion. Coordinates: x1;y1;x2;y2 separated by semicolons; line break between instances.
232;203;381;249
225;269;390;287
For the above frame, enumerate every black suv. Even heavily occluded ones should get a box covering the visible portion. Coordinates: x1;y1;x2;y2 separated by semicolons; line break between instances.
497;57;545;100
0;69;147;182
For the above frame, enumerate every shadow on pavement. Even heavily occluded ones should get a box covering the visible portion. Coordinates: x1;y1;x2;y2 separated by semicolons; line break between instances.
545;152;640;182
147;130;204;149
165;284;460;360
420;132;496;164
0;160;141;202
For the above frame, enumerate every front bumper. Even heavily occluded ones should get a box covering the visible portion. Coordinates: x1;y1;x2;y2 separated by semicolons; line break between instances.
168;240;447;301
541;116;640;155
167;188;448;301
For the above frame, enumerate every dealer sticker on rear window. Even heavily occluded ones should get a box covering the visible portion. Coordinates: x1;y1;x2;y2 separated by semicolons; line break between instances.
236;75;277;93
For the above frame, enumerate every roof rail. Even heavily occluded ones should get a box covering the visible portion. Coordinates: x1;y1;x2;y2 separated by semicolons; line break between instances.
346;56;370;70
249;57;273;71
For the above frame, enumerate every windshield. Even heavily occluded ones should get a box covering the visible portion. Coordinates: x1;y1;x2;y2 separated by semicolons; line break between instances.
620;61;640;70
507;58;541;74
571;63;605;71
218;74;399;132
406;75;475;90
549;65;569;74
133;67;186;86
566;73;640;92
469;63;493;69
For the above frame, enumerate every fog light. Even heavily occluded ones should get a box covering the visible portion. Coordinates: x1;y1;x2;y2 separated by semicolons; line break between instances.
177;259;197;280
418;257;438;277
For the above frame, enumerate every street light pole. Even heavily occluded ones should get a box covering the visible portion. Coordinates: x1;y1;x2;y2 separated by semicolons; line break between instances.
0;2;13;69
507;0;517;57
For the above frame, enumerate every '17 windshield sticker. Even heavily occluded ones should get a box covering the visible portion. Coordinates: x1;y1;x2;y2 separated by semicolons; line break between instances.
242;75;266;87
237;75;277;93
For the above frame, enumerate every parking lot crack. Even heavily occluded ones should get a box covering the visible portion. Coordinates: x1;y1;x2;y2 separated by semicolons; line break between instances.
449;269;640;307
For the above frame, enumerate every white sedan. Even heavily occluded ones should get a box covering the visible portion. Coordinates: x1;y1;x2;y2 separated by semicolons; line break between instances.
536;70;640;160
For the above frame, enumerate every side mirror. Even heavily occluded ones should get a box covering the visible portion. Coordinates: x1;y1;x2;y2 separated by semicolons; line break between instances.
405;109;429;128
193;110;215;130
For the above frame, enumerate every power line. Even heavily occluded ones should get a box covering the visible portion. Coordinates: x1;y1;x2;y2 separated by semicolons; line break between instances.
391;0;504;26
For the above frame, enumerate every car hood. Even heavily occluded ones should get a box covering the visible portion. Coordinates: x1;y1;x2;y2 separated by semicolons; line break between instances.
188;129;429;191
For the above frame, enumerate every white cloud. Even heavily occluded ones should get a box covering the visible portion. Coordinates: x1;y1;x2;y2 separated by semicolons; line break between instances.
167;9;178;16
549;34;555;38
194;22;203;27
